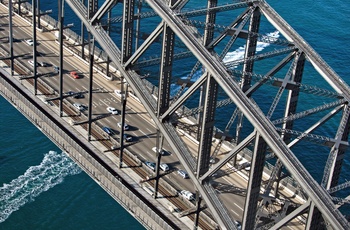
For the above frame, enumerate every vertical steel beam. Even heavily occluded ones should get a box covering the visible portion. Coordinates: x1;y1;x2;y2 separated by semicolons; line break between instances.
153;129;164;198
242;133;267;230
119;0;135;167
87;35;95;141
37;0;41;29
32;0;37;95
203;0;217;47
154;22;175;196
157;24;174;115
58;0;64;117
193;191;202;230
87;0;98;141
194;0;217;228
274;52;305;196
8;0;14;75
134;1;142;50
106;9;111;77
81;0;85;60
236;7;261;144
281;52;305;143
119;79;128;168
121;0;134;63
197;74;218;177
197;0;217;141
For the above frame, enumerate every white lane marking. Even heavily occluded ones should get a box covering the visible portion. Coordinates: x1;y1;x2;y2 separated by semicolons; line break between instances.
233;202;243;211
139;129;150;139
230;209;239;216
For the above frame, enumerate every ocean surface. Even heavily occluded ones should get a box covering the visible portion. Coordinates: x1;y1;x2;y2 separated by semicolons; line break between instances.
1;0;350;229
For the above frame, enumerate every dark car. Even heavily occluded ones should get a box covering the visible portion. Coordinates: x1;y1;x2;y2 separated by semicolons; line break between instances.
102;126;113;135
73;93;84;99
145;161;156;171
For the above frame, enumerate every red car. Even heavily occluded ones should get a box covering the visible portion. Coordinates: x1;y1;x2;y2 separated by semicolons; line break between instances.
70;71;79;79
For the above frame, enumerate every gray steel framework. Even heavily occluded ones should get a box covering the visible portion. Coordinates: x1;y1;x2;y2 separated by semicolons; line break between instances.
11;0;350;229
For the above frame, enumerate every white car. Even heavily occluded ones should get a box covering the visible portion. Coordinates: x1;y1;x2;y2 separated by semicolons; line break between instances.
28;60;38;67
177;169;189;179
25;39;34;46
160;163;169;172
38;61;50;67
180;190;194;201
73;103;86;111
117;122;129;130
107;106;118;115
152;146;166;155
123;134;133;142
114;89;124;97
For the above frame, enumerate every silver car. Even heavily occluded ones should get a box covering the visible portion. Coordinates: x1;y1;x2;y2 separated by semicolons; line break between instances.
177;169;189;179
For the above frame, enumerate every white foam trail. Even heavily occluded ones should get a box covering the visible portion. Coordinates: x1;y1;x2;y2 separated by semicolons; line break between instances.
170;31;280;96
223;31;280;63
0;151;81;223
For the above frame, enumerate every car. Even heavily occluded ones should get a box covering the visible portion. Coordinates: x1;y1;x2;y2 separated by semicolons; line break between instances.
73;93;84;99
102;126;113;135
53;66;59;74
25;39;34;46
70;71;79;79
123;134;133;142
66;91;75;96
160;163;169;172
38;61;50;67
180;190;194;201
107;106;118;115
152;146;166;155
117;122;129;130
73;103;86;111
239;160;251;171
177;169;189;179
145;161;156;171
114;89;125;97
27;60;38;67
209;157;216;164
234;220;242;230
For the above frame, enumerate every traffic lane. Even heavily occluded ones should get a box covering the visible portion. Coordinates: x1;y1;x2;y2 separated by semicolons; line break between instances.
213;170;249;221
0;23;79;83
90;94;197;193
2;6;224;207
0;16;55;60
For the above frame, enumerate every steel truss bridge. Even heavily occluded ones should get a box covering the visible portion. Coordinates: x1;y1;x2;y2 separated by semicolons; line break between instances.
4;0;350;229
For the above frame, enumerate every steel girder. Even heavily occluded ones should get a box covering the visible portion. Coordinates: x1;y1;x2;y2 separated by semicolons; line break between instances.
64;0;350;229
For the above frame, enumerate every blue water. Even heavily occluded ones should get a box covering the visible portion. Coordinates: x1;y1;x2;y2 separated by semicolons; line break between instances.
1;0;350;229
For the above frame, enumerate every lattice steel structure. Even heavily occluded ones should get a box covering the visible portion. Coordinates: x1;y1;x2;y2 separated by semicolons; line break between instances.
27;0;350;229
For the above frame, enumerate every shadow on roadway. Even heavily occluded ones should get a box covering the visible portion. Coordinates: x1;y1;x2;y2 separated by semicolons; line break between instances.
211;180;246;197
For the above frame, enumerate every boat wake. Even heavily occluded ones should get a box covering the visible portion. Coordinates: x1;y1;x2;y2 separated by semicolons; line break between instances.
223;31;280;63
170;31;280;96
0;151;81;223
